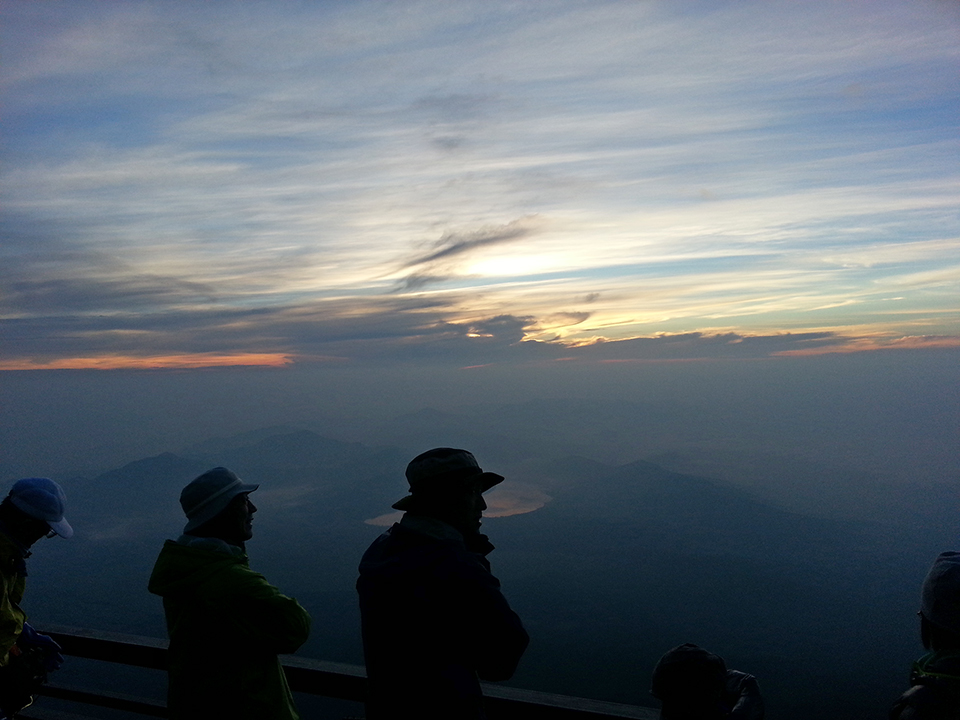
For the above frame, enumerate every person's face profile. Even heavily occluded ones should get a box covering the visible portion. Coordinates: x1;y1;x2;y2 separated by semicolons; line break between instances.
446;483;486;535
225;492;257;541
21;516;54;546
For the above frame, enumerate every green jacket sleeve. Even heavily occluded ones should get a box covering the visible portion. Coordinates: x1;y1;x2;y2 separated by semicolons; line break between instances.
208;563;311;655
0;552;27;667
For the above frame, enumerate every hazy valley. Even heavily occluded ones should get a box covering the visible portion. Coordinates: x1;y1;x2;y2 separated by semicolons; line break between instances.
17;404;957;719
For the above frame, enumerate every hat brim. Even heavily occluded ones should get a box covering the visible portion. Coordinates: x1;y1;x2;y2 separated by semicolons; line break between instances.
478;471;505;492
48;517;73;539
391;471;504;511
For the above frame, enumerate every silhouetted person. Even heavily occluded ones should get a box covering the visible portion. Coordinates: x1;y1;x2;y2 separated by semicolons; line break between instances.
0;478;71;718
357;448;529;720
148;467;311;720
651;643;764;720
891;552;960;718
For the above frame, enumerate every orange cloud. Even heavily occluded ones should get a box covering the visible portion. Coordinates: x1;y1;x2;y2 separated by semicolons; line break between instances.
0;353;294;371
773;335;960;357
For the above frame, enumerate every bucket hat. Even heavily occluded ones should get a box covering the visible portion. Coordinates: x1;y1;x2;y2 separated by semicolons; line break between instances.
392;448;503;511
181;467;258;534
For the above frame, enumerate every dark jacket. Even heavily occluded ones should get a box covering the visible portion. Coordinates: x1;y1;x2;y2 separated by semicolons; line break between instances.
891;650;960;719
357;515;529;720
148;536;311;720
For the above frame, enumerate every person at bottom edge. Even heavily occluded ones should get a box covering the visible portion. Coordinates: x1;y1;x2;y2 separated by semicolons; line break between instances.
357;448;529;720
651;643;764;720
891;552;960;719
148;467;311;720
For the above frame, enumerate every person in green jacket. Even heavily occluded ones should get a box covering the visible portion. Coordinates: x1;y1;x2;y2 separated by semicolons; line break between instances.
149;467;311;720
891;552;960;718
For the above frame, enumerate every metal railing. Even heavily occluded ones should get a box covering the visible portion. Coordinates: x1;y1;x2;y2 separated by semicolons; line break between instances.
23;625;658;720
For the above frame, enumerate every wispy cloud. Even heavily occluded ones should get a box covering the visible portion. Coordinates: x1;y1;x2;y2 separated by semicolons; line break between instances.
393;216;541;291
403;217;538;269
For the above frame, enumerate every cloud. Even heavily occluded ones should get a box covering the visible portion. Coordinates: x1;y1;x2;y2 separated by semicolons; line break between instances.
2;0;958;369
4;274;217;316
393;217;542;291
395;272;453;292
772;334;960;356
404;218;537;268
0;353;293;371
5;276;952;372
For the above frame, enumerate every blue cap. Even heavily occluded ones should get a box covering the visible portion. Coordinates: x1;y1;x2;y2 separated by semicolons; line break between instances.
9;477;73;539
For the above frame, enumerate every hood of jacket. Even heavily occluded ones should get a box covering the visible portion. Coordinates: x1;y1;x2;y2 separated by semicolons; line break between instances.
913;649;960;683
147;538;246;598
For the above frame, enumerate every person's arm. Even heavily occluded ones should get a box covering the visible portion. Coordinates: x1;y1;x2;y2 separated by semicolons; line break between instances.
458;556;529;681
726;670;765;720
0;574;25;666
219;565;312;654
17;623;63;671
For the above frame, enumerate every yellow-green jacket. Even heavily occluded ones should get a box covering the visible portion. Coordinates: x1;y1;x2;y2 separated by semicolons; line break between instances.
0;531;27;667
148;537;311;720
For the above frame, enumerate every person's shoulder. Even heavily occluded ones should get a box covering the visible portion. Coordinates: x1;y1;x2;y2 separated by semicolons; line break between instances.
361;523;445;566
186;556;289;606
360;521;492;580
892;678;960;719
149;537;248;595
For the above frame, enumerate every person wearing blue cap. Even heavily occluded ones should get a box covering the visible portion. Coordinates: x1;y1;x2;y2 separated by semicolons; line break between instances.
0;477;72;717
357;448;529;720
148;467;311;720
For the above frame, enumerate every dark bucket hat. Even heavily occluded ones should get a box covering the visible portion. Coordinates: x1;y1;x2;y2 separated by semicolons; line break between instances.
392;448;503;511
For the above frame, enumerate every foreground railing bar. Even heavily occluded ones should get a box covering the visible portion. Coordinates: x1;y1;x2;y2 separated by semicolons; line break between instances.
37;626;658;719
279;655;368;700
20;706;110;720
44;626;168;670
482;685;656;720
36;683;167;718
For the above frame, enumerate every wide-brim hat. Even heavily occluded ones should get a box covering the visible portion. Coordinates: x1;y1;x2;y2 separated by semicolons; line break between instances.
181;467;258;534
392;448;503;511
9;477;73;539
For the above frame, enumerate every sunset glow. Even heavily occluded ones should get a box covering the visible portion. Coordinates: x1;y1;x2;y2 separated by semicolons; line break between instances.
0;354;294;371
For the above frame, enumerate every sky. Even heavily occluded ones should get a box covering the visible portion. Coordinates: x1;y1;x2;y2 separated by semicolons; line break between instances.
2;0;959;372
2;8;959;709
